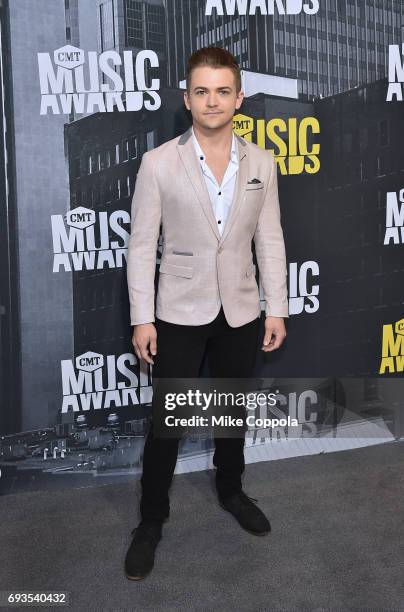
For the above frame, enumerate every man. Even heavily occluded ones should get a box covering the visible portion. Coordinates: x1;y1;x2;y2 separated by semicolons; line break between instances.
125;47;288;580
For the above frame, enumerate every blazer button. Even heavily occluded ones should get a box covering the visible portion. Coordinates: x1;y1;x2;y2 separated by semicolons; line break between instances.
218;246;223;254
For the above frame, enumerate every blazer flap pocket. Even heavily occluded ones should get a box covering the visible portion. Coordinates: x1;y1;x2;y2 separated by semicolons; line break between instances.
246;263;256;278
159;262;193;278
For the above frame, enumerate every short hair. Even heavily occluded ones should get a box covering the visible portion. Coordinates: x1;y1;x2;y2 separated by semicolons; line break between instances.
185;47;241;94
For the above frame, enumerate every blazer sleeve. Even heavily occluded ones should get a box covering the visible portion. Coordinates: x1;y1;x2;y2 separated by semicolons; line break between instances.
253;152;289;318
127;151;162;326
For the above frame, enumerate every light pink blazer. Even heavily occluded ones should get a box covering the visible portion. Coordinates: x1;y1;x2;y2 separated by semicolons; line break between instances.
127;126;289;327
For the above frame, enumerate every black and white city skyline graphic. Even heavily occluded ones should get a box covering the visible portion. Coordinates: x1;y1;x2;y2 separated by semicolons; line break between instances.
0;0;403;494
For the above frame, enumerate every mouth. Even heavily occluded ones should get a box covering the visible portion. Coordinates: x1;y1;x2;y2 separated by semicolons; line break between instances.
204;112;223;115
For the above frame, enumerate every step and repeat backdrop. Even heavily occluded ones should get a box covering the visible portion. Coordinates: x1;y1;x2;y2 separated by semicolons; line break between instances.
0;0;403;495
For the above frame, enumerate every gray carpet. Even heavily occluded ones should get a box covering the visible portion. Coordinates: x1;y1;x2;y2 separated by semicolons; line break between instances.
1;440;403;612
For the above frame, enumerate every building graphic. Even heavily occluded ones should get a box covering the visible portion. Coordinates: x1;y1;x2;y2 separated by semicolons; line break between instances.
314;77;404;377
96;0;166;87
0;0;403;496
191;0;403;98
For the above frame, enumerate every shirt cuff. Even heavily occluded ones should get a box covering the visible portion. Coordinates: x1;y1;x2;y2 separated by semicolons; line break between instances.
265;304;289;318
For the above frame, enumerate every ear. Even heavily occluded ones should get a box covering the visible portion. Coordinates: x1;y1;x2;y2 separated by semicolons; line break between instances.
184;91;190;110
235;90;244;109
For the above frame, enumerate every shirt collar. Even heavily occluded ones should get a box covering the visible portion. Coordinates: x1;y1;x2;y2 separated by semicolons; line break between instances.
191;125;238;164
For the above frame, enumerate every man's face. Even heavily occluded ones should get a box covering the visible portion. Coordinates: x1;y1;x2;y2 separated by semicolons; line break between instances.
184;66;244;131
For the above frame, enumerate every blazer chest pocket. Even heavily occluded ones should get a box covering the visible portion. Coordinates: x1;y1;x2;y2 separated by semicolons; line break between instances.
159;262;193;278
246;182;264;191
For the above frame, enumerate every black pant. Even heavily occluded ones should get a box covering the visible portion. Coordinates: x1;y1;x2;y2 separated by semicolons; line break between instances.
140;306;260;521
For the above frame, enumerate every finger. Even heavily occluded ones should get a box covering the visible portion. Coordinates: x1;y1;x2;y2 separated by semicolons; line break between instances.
262;334;286;352
262;331;277;350
149;336;157;356
136;339;151;362
139;344;154;364
262;331;275;348
262;331;273;347
132;340;141;360
262;344;276;352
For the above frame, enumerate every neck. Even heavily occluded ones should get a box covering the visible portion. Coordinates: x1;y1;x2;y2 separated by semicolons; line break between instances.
192;121;233;156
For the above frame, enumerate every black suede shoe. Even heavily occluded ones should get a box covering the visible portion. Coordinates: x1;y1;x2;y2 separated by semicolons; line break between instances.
219;491;271;535
124;520;163;580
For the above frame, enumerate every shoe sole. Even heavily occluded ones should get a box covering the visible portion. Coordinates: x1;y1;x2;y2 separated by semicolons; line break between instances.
125;572;151;581
219;503;271;536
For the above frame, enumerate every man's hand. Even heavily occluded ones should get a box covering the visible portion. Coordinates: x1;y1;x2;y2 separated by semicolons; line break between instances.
262;316;287;352
132;323;157;365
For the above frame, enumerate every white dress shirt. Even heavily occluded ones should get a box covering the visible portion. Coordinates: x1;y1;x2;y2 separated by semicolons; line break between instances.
191;126;239;236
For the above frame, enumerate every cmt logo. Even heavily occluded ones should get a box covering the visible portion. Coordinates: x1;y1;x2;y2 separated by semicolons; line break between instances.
205;0;319;15
54;45;85;68
61;350;153;413
379;318;404;374
233;113;320;175
68;207;96;229
386;43;404;101
37;45;161;115
233;114;254;135
384;188;404;245
76;351;104;372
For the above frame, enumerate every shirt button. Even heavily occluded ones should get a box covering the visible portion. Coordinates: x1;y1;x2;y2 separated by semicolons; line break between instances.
218;220;221;224
218;192;221;195
199;156;204;160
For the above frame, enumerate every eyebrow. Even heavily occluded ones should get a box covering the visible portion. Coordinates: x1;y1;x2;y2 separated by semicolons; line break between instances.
193;86;232;91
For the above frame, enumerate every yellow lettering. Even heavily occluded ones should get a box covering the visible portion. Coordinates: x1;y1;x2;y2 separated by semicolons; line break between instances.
289;118;298;157
395;355;404;372
234;114;321;175
288;156;306;175
299;117;320;155
305;155;321;174
267;118;288;157
379;357;396;374
381;324;403;357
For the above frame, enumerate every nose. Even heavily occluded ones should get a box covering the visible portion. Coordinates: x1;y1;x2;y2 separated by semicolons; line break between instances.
206;93;219;107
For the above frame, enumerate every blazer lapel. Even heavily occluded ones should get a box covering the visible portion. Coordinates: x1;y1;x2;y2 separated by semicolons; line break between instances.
176;127;221;241
176;127;249;244
219;134;248;245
